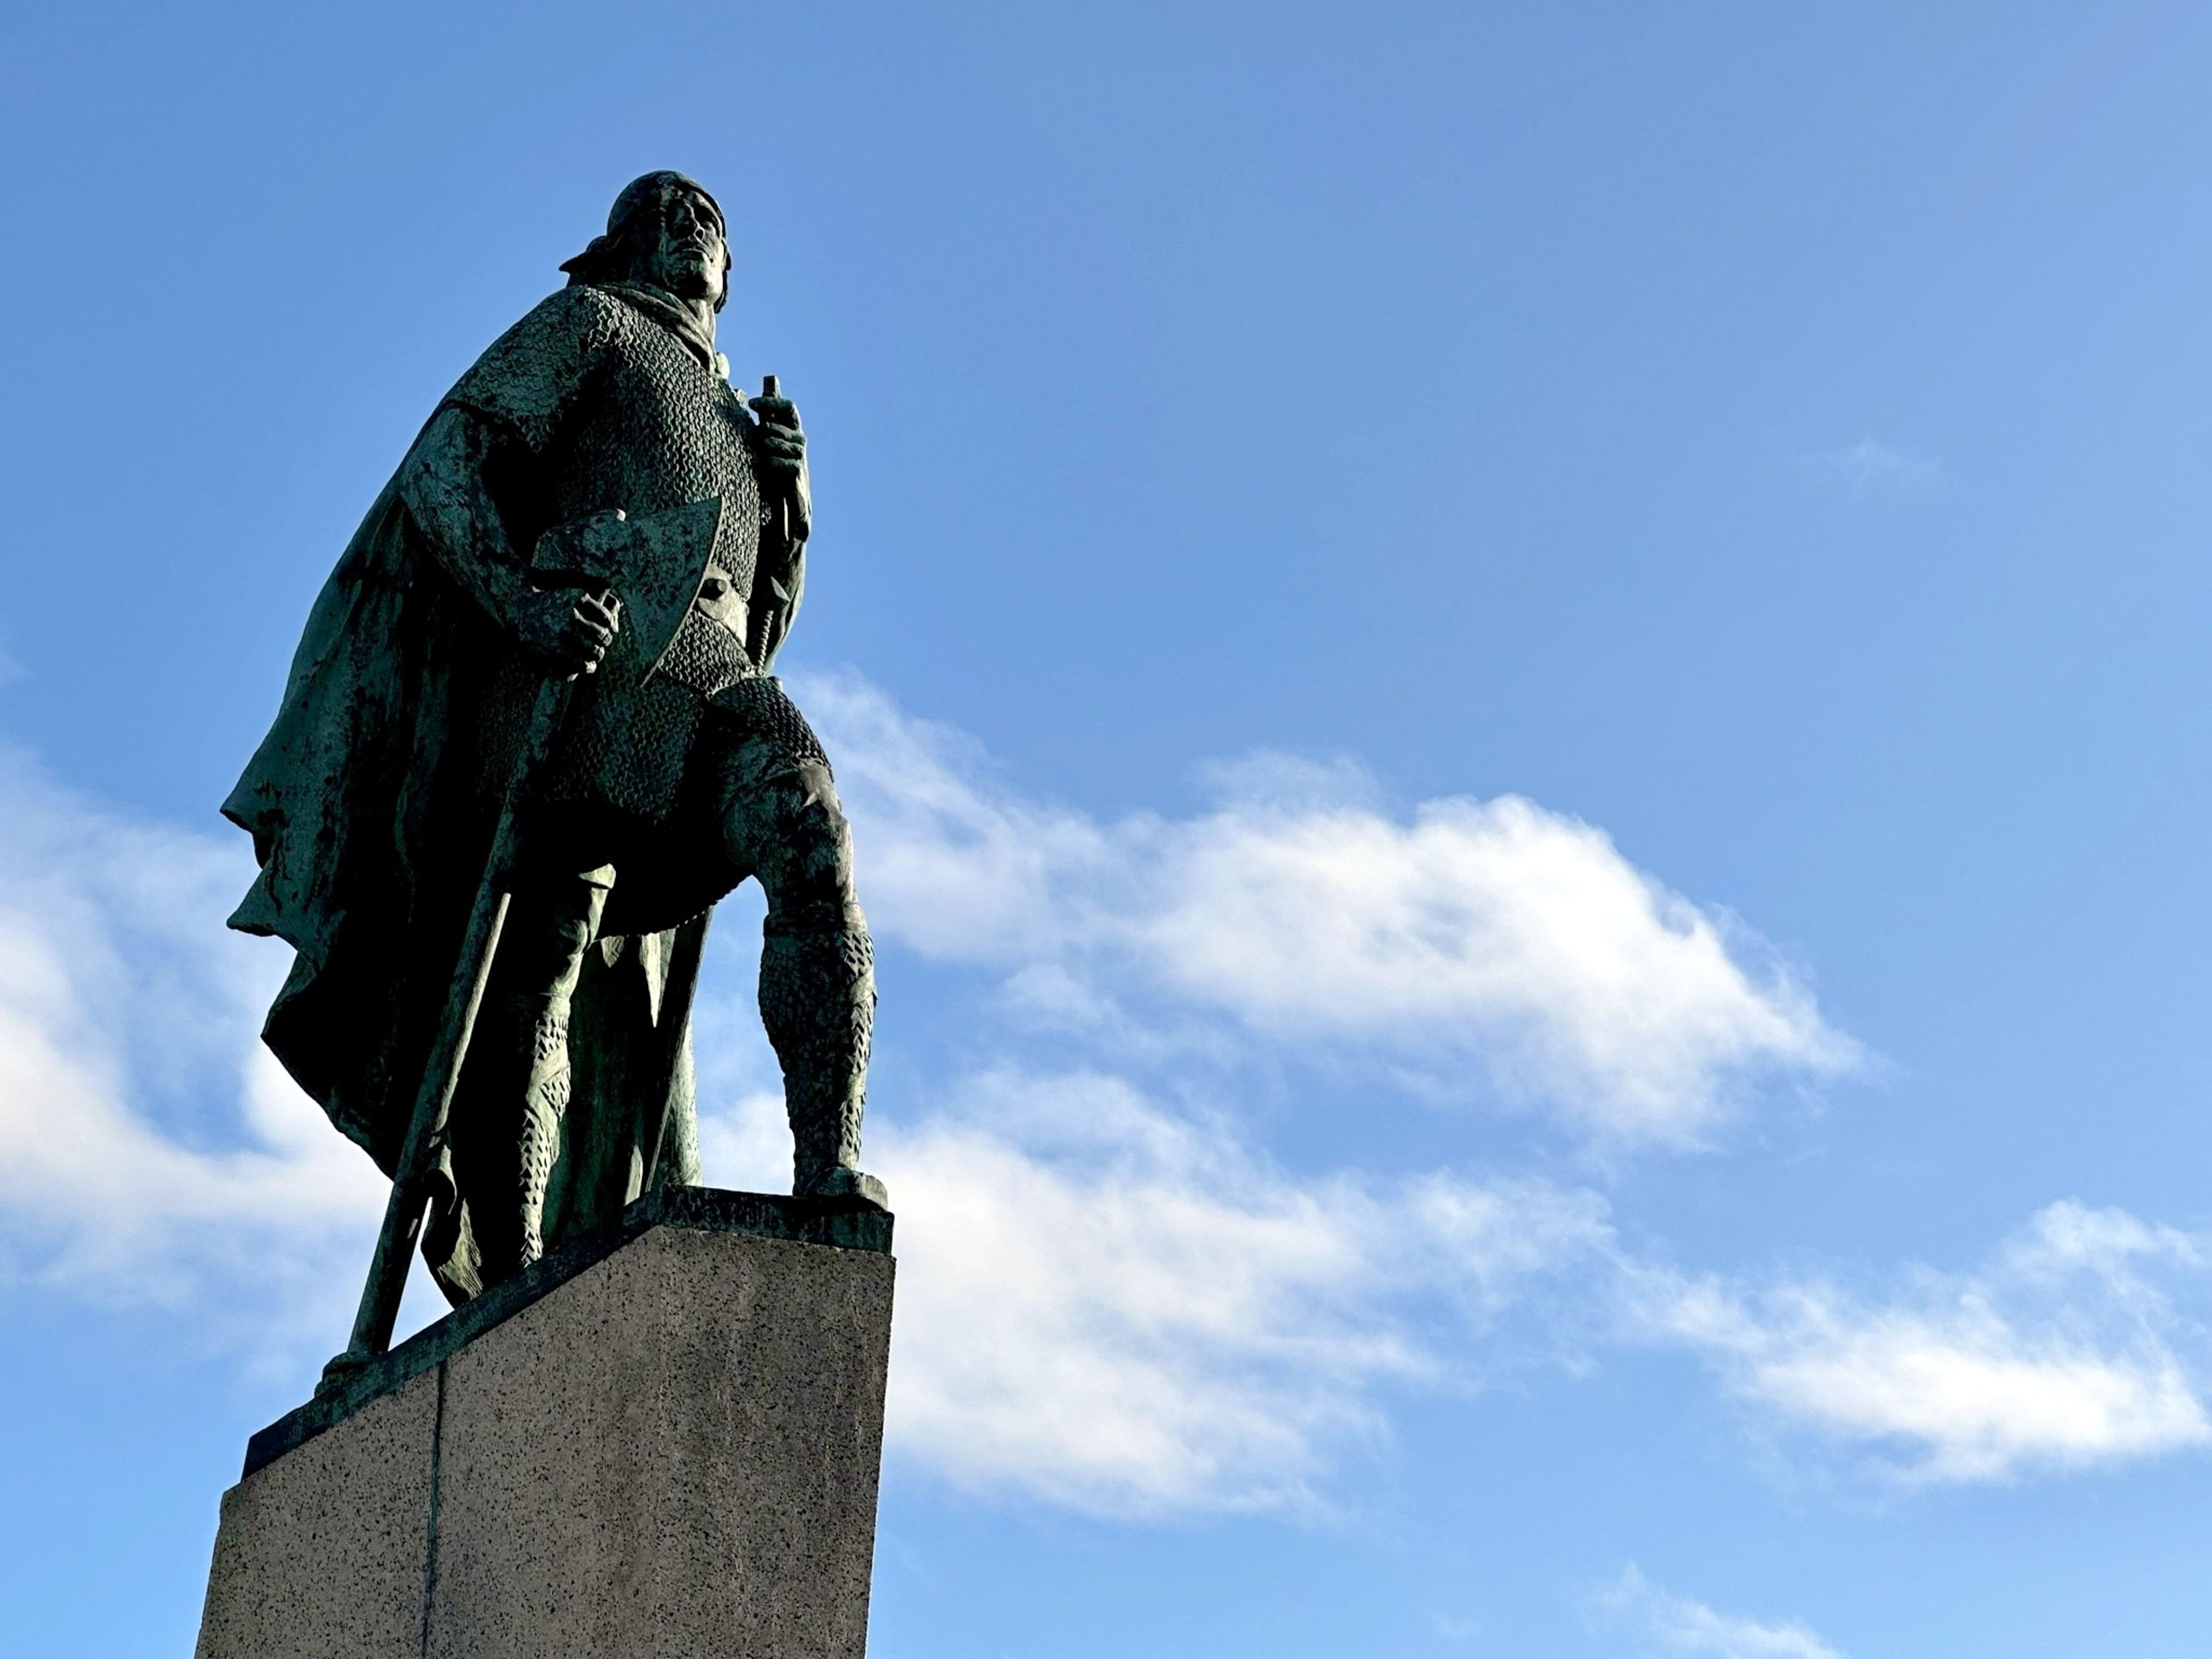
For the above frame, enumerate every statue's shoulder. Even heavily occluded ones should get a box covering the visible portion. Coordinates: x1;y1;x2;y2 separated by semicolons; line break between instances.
484;284;631;358
447;286;633;445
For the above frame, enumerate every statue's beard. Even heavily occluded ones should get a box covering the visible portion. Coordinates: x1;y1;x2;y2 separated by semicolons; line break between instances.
649;250;721;306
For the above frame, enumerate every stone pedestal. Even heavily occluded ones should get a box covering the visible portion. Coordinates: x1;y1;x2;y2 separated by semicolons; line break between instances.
195;1188;895;1659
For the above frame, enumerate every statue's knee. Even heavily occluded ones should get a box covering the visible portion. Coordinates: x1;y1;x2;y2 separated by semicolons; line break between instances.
754;765;862;929
493;884;602;995
768;844;861;930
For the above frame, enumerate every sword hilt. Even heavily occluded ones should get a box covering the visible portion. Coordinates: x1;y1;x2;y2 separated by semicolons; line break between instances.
760;373;791;550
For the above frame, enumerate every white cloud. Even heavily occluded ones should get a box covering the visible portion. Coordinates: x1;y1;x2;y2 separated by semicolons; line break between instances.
1803;438;1940;497
802;673;1853;1147
710;960;2212;1507
1601;1565;1842;1659
698;1069;1611;1516
7;694;2203;1521
0;752;383;1332
1633;1202;2212;1482
0;706;1650;1512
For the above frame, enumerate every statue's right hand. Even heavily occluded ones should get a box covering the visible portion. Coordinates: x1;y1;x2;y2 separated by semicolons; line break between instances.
514;587;622;676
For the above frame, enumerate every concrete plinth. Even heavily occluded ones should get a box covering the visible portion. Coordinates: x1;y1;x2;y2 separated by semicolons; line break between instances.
196;1187;895;1659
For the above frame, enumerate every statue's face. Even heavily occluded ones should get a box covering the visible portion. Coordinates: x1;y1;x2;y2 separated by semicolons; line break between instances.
642;188;726;308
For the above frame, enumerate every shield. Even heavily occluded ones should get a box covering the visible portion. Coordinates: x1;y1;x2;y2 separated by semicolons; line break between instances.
530;497;727;685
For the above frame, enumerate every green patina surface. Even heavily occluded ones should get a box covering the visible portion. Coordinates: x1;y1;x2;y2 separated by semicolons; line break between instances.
224;173;887;1377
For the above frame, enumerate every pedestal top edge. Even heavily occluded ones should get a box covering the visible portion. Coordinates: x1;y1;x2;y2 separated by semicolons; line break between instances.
241;1185;892;1479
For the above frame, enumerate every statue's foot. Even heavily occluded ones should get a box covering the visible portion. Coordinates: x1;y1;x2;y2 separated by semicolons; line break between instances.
796;1164;889;1208
316;1346;375;1399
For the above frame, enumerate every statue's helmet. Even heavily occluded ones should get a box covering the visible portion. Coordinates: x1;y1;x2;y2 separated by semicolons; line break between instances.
560;171;731;309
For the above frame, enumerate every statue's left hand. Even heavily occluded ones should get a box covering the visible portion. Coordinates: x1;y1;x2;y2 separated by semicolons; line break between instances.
752;395;805;490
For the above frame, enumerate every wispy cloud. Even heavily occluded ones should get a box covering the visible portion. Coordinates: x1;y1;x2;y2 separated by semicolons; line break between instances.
1631;1202;2212;1482
10;684;2198;1517
1600;1565;1842;1659
874;1081;1607;1514
0;751;382;1343
803;674;1854;1149
1802;438;1940;497
694;1058;1611;1516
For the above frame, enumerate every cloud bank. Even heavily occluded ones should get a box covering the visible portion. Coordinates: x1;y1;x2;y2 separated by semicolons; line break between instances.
1633;1202;2212;1482
873;1078;1607;1514
2;683;2202;1517
0;751;382;1336
695;1032;1610;1515
801;673;1853;1147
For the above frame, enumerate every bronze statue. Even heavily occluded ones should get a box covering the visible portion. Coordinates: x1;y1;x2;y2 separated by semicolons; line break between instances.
223;172;883;1367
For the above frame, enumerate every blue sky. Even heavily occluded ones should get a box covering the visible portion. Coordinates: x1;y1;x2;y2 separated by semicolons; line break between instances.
6;2;2212;1654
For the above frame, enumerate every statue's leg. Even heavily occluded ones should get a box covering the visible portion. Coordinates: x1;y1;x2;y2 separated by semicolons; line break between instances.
715;700;882;1205
456;868;608;1283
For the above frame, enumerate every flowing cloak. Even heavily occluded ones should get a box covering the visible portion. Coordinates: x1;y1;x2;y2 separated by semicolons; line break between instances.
222;282;777;1301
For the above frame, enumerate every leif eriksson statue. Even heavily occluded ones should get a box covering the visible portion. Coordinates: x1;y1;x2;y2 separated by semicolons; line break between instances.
223;172;884;1372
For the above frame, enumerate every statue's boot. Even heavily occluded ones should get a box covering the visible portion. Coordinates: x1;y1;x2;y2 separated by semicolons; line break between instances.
432;855;604;1299
512;991;574;1266
468;988;575;1279
757;923;887;1206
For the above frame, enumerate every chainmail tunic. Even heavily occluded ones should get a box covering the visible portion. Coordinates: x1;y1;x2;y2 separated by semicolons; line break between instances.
444;283;777;821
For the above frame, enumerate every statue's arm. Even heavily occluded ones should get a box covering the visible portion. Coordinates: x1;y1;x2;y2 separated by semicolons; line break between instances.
747;394;811;670
398;404;616;675
748;543;805;672
397;406;535;617
782;448;813;546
